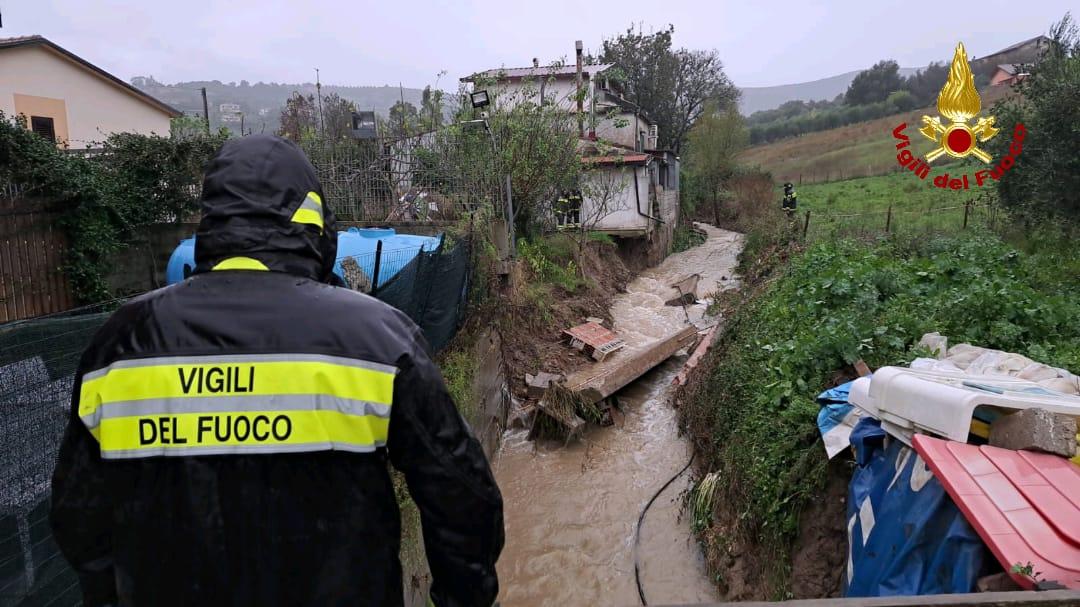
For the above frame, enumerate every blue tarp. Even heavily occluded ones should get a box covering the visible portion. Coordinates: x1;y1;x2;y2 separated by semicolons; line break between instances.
844;417;987;596
816;380;864;459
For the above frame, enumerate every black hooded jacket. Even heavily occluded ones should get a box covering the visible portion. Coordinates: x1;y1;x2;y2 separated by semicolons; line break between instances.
50;135;504;607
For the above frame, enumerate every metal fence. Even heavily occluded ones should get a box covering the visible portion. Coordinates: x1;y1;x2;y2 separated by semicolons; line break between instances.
302;126;503;223
799;201;1003;242
1;301;119;606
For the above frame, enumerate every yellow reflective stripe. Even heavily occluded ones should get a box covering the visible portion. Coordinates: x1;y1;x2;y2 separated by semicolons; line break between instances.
79;359;395;420
94;409;389;458
291;191;324;233
291;208;323;230
212;256;269;271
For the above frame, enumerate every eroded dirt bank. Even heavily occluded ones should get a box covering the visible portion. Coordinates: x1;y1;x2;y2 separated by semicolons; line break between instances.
494;225;743;606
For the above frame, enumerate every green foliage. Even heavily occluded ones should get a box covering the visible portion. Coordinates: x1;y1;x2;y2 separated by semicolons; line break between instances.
587;231;616;246
518;235;585;293
845;59;904;105
600;25;738;152
685;233;1080;591
0;113;225;302
685;103;748;215
886;89;916;112
439;346;480;423
746;62;945;145
672;224;706;253
988;13;1080;221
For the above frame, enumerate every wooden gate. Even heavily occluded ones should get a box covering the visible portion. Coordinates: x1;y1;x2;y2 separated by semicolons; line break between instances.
0;194;74;322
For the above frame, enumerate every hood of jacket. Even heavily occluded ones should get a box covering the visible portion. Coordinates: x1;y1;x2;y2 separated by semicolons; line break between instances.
194;134;338;282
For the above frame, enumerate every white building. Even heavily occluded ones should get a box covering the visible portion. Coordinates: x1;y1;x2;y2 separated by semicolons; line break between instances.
0;36;180;148
463;58;679;258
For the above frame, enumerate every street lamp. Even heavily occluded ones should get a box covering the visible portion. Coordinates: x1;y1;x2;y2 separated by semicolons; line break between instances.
470;90;490;109
350;111;378;140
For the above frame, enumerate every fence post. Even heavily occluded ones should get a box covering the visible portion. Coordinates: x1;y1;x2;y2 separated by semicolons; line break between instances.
963;202;970;230
885;204;892;233
371;240;383;295
802;210;811;240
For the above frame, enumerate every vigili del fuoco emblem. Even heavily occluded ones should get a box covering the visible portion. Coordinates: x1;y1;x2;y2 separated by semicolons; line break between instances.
919;42;999;163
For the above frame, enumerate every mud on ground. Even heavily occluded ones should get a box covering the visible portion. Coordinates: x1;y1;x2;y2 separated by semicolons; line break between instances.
501;240;636;402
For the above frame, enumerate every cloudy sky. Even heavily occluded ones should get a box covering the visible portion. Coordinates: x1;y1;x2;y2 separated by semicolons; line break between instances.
3;0;1074;88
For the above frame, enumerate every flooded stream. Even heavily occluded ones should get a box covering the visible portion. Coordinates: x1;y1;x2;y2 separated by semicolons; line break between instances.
494;224;744;606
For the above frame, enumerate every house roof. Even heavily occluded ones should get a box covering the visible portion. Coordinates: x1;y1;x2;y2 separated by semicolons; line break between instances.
0;35;182;117
986;35;1050;58
995;64;1018;75
462;63;614;82
581;153;650;166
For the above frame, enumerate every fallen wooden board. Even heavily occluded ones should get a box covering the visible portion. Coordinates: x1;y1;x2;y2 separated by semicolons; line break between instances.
673;323;720;387
566;324;699;404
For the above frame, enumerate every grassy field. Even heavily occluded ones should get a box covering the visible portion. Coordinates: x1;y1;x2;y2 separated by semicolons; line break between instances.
778;172;1001;240
741;86;1013;186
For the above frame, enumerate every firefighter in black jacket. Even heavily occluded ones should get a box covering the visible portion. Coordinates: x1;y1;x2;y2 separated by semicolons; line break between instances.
49;135;504;607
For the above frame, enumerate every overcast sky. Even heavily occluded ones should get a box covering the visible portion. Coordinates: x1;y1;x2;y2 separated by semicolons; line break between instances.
2;0;1073;89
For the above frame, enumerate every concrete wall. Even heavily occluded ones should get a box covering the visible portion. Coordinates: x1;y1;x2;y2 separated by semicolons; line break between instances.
105;223;196;294
492;77;589;112
593;109;649;150
0;45;174;148
583;164;651;234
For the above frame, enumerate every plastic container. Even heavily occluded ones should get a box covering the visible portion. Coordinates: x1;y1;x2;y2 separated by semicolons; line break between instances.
165;237;197;285
164;229;443;289
849;366;1080;445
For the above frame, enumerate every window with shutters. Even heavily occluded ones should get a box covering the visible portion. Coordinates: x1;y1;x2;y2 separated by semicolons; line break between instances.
30;116;56;143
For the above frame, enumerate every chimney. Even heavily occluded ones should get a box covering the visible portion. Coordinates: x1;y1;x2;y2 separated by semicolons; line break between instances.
532;58;539;68
575;40;584;138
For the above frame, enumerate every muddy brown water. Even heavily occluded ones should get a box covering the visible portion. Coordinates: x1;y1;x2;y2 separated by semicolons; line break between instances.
494;225;744;606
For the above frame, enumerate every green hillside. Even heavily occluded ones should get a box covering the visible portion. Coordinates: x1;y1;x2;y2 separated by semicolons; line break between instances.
741;85;1013;185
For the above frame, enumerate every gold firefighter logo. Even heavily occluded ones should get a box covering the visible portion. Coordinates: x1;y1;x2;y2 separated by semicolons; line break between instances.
919;42;999;163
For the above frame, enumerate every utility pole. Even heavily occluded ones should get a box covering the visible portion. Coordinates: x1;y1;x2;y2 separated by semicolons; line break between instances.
201;87;210;134
575;40;584;138
315;68;324;136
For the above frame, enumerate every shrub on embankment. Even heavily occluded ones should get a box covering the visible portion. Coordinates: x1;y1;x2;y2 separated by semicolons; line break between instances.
681;230;1080;598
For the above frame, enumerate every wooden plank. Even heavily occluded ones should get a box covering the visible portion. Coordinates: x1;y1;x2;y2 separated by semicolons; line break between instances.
25;215;46;317
11;206;29;320
0;202;15;322
565;325;699;404
657;590;1080;607
673;323;720;387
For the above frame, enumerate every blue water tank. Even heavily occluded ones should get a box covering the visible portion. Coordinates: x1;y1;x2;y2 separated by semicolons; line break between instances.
165;237;197;285
164;229;442;289
333;227;442;289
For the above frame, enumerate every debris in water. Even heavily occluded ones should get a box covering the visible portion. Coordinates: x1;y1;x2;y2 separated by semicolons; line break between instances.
563;321;626;362
525;371;563;399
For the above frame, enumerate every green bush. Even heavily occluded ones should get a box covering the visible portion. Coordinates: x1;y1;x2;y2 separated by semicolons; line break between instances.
0;113;225;302
684;232;1080;593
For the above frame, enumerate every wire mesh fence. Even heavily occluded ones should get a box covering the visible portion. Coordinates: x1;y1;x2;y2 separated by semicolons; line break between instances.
1;301;122;607
800;201;1003;242
301;126;503;223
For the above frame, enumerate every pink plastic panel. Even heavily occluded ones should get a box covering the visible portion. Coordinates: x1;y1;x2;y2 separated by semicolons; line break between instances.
912;435;1080;590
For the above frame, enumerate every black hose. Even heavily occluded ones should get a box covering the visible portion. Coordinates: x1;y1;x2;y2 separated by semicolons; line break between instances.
633;452;696;606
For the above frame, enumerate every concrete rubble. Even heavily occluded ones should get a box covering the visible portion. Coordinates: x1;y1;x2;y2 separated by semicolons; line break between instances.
989;407;1078;458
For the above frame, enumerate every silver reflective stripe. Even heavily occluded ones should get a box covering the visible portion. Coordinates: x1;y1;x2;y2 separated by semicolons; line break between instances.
100;441;381;460
80;393;391;431
298;193;322;213
82;353;398;383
